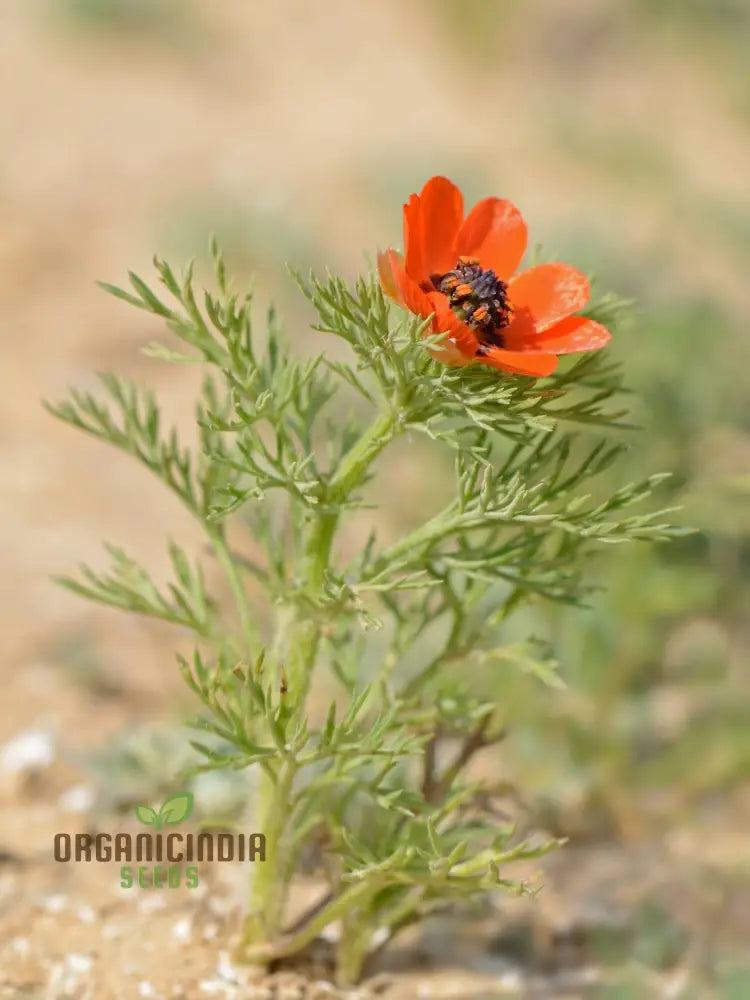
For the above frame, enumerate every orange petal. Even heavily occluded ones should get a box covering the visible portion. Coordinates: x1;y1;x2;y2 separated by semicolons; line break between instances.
390;268;480;364
386;252;449;332
403;193;425;283
507;263;590;333
378;236;488;365
377;249;405;305
478;348;558;377
393;265;436;321
455;197;527;281
385;267;477;366
522;315;612;355
425;337;474;367
418;176;464;278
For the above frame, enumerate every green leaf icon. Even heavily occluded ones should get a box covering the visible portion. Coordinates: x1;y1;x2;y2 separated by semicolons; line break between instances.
135;804;158;827
157;792;194;828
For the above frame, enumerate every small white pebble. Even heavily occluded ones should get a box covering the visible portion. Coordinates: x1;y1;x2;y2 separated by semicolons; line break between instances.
67;953;92;973
41;893;67;913
579;966;600;985
497;969;523;990
0;729;55;773
371;927;389;947
11;937;30;955
203;922;219;941
198;981;224;996
319;922;339;942
47;963;64;989
171;916;192;943
76;904;96;925
663;969;689;998
59;783;95;814
138;981;156;997
216;951;238;982
206;893;233;917
138;894;168;914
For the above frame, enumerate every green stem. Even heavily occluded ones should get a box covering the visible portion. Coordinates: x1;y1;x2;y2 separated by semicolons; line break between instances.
336;924;371;988
249;878;381;962
241;757;297;951
287;406;398;705
208;526;258;655
240;407;399;958
329;408;398;502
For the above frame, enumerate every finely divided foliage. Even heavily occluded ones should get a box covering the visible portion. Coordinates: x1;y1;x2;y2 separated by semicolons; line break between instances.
47;240;683;985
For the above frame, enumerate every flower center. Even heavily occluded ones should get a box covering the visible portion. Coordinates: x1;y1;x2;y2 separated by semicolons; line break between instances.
426;256;512;350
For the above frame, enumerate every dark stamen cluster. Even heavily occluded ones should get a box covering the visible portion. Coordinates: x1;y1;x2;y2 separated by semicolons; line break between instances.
426;256;512;350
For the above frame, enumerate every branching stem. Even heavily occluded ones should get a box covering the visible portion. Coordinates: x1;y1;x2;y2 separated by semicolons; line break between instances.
240;407;399;953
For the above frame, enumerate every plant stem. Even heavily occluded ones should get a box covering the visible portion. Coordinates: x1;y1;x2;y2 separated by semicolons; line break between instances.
286;406;398;705
207;525;258;654
240;407;398;957
336;923;370;988
254;879;380;962
329;408;398;502
240;756;297;953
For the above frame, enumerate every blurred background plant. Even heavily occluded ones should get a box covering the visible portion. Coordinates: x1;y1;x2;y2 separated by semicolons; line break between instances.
2;0;749;996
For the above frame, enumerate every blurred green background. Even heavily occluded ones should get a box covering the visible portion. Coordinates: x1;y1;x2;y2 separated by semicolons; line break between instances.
1;1;749;997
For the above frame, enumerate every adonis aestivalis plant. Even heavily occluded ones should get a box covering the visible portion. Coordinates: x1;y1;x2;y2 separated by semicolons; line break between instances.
48;180;683;987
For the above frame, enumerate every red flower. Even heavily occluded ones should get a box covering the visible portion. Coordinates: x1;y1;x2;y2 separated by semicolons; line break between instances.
378;176;611;377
